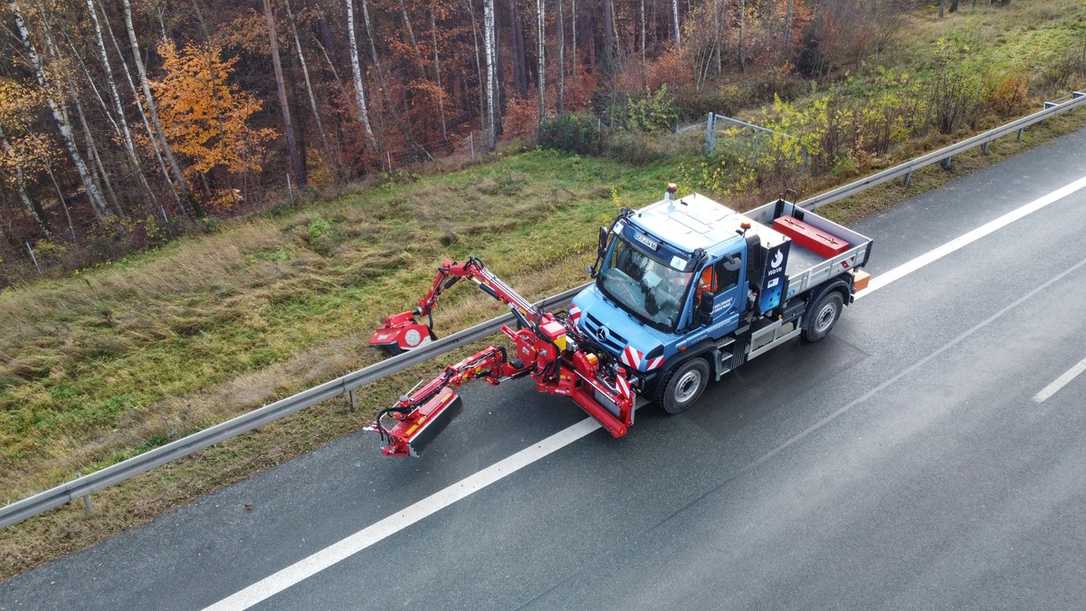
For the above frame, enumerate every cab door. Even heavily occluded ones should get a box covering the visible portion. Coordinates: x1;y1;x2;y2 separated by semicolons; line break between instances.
693;252;745;339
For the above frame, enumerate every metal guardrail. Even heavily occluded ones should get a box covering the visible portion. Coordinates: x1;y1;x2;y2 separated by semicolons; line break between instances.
0;286;586;529
1;90;1083;530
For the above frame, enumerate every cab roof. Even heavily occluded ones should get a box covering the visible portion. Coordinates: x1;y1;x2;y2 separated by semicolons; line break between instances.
629;192;786;254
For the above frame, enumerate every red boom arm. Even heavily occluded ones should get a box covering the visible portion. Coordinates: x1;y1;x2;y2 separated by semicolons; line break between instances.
366;257;637;457
369;257;541;353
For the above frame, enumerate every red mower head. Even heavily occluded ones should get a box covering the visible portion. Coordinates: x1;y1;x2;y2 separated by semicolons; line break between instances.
369;387;464;457
369;310;434;354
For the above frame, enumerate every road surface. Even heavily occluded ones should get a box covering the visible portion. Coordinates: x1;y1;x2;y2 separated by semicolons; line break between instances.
3;127;1086;610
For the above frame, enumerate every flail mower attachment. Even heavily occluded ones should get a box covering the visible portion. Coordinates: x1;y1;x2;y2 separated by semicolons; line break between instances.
369;309;435;354
366;345;523;457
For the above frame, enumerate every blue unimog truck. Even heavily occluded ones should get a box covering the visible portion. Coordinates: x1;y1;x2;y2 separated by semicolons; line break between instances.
569;186;873;414
369;186;873;457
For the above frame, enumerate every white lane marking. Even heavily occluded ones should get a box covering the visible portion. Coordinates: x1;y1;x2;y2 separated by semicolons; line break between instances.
1033;356;1086;403
856;174;1086;299
204;418;601;611
207;174;1086;610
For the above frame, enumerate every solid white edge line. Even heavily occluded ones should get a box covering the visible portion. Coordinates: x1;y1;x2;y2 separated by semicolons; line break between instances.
1032;357;1086;403
203;418;601;611
855;174;1086;300
206;173;1086;610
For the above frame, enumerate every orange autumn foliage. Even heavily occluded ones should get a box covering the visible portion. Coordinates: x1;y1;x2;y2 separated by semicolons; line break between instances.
151;41;276;188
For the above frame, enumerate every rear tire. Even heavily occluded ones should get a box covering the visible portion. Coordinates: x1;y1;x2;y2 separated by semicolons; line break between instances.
656;357;710;415
803;291;844;343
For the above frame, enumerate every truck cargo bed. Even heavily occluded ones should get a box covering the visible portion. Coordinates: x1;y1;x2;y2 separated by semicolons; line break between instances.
745;200;873;301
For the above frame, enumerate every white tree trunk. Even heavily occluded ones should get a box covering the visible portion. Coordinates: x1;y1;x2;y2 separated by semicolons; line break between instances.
122;0;191;204
483;0;498;149
346;0;377;145
86;0;160;208
557;0;565;113
101;0;179;216
537;0;546;123
10;1;111;219
672;0;680;44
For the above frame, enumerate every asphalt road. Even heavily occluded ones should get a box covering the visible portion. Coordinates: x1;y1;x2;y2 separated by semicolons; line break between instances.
4;127;1086;610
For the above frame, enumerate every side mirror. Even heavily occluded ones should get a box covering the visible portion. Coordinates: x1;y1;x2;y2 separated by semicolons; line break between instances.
588;226;609;278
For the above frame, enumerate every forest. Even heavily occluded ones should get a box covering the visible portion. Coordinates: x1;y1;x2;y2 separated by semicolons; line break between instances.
4;0;1053;282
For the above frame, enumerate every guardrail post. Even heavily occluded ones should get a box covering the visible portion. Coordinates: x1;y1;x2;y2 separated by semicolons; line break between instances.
74;471;92;516
940;157;953;171
903;172;913;187
347;388;358;413
705;112;717;156
980;142;990;155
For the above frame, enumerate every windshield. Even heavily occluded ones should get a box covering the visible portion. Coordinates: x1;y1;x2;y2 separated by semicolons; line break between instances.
598;237;693;330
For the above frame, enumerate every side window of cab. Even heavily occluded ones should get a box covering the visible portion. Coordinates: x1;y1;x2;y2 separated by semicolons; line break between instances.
714;255;741;293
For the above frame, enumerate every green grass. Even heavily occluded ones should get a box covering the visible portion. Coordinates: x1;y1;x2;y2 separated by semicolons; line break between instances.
0;150;688;501
1;0;1085;580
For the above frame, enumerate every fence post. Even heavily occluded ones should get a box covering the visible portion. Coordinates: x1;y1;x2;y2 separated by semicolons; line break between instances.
469;132;475;160
387;151;393;172
705;112;717;155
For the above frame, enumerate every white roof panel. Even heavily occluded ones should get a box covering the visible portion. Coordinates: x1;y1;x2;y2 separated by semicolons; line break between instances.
631;192;787;253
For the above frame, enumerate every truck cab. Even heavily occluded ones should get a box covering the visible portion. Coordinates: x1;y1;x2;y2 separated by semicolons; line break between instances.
570;188;873;414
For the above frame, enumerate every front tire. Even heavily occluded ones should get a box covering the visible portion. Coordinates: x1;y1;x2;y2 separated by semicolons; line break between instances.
656;357;710;415
803;291;844;343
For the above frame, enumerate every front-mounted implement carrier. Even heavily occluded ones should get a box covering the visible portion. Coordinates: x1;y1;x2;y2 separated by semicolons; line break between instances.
367;187;873;457
366;258;635;457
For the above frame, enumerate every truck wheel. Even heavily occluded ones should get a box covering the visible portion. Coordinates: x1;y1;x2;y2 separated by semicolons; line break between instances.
656;357;710;415
803;291;844;343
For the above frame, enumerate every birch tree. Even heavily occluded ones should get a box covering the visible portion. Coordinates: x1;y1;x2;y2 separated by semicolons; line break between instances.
536;0;545;123
345;0;377;146
122;0;191;207
85;0;160;207
10;1;111;219
482;0;498;149
672;0;680;44
556;0;565;114
100;0;181;216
